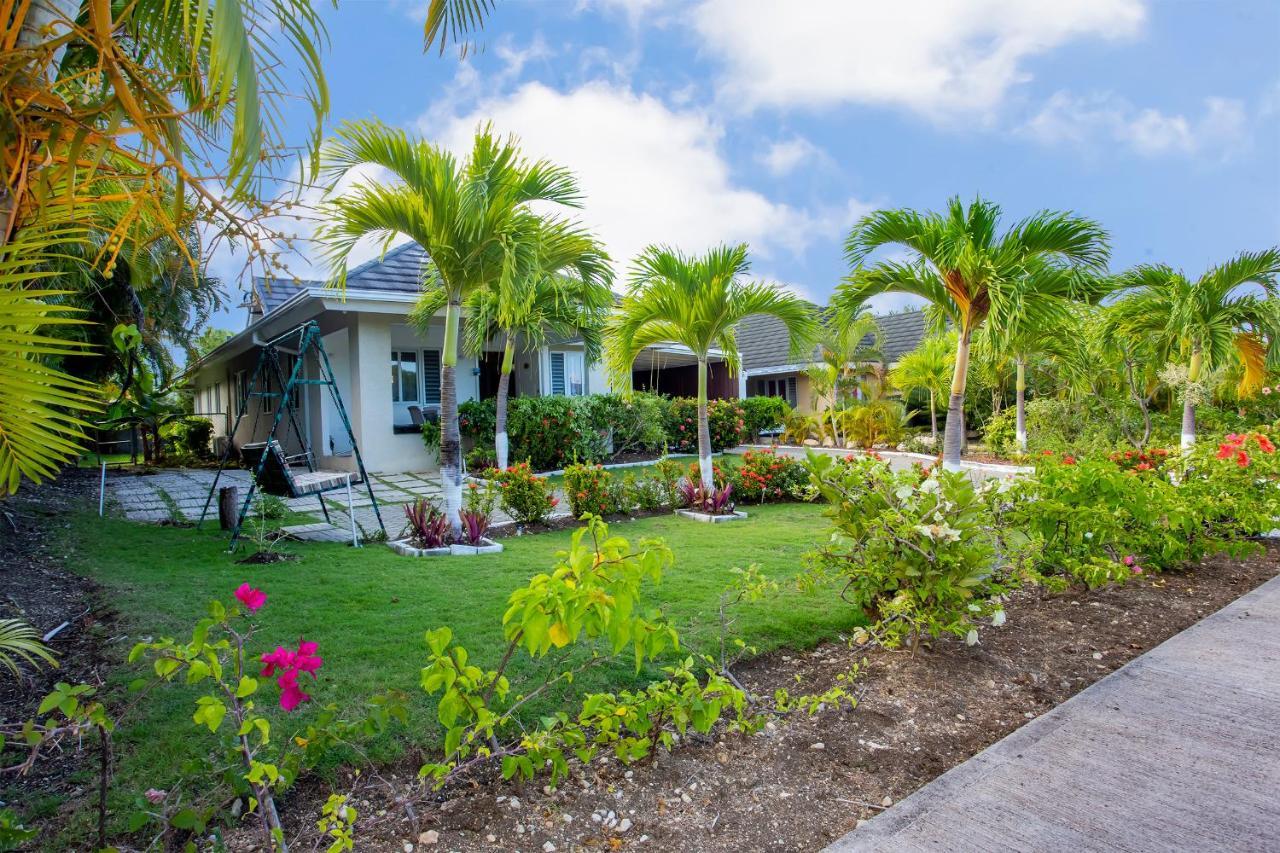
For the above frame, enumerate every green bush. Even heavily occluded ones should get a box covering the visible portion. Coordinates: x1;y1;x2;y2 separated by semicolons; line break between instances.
740;396;790;441
587;393;669;456
161;417;215;459
458;399;496;445
465;446;497;473
730;448;810;503
665;398;746;453
563;463;618;517
494;461;558;524
806;452;1006;650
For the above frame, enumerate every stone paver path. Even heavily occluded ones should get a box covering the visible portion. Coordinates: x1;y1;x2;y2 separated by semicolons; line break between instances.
104;467;570;543
826;573;1280;853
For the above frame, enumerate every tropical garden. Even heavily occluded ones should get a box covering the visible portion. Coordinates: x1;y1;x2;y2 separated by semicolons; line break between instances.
1;0;1279;851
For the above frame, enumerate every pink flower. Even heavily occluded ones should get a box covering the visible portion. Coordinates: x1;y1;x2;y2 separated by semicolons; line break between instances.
234;583;266;612
1131;566;1143;575
144;788;167;804
1122;555;1135;567
260;638;323;711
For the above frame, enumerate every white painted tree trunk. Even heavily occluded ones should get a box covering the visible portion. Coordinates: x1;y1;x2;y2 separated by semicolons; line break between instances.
1015;358;1028;452
697;357;714;490
942;326;972;473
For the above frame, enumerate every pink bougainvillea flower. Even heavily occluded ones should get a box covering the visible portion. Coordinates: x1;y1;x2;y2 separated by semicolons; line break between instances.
234;583;266;612
1122;555;1135;567
261;638;322;711
277;669;312;711
144;788;168;804
260;645;294;678
1131;566;1143;575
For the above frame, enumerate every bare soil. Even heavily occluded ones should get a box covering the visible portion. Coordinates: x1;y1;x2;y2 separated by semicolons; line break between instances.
255;542;1280;852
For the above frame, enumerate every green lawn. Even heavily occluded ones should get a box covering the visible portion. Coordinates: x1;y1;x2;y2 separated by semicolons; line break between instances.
54;502;854;813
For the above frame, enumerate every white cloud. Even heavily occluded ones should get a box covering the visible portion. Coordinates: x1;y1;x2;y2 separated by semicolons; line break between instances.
691;0;1146;118
423;80;867;274
759;136;829;176
1022;91;1250;157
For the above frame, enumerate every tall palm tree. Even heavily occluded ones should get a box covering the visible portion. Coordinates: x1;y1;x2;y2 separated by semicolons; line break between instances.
835;196;1109;470
414;220;613;469
1108;250;1280;448
318;121;586;534
606;244;817;490
890;333;955;443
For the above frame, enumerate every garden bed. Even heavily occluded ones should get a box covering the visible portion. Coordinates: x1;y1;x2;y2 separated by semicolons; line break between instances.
252;542;1280;852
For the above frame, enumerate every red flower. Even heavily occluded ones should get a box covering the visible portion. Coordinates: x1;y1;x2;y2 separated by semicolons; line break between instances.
1062;455;1077;465
234;583;266;612
1256;433;1275;454
1237;450;1251;468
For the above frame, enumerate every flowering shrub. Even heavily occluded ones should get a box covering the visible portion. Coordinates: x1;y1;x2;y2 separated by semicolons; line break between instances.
459;478;496;545
1108;446;1174;474
665;398;746;452
128;585;405;849
806;452;1007;650
493;461;559;524
563;463;619;517
731;448;810;503
740;395;791;441
465;446;497;472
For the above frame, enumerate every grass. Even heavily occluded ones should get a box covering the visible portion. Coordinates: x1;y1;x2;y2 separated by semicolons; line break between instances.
54;504;853;802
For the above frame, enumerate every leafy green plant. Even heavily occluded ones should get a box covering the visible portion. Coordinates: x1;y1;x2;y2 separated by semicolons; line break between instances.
563;463;618;517
740;396;791;442
731;448;809;503
665;397;747;454
806;452;1007;651
403;498;450;548
0;618;57;677
494;461;559;524
252;493;289;521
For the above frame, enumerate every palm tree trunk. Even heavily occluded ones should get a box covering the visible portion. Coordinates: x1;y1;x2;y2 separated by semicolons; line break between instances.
942;325;972;472
1015;357;1027;452
928;388;937;442
696;357;714;490
494;336;513;469
1181;348;1202;450
440;296;463;536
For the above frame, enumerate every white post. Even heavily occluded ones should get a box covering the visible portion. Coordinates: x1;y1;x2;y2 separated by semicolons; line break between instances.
98;461;107;517
346;476;358;547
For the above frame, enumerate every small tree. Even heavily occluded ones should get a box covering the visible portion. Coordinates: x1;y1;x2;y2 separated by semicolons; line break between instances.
606;244;817;490
890;333;955;443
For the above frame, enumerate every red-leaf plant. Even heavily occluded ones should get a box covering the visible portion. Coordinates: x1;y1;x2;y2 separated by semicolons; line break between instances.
677;478;736;515
404;498;450;548
458;508;490;545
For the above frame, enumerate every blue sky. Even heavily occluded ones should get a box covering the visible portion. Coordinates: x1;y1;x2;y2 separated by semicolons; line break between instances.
209;0;1280;328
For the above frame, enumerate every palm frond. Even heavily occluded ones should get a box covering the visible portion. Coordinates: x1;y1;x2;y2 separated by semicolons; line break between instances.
425;0;498;56
0;618;58;678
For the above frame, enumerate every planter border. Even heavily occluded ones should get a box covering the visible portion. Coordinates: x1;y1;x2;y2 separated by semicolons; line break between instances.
675;508;749;524
389;537;504;556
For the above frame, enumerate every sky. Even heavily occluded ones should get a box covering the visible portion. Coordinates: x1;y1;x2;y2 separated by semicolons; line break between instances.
207;0;1280;330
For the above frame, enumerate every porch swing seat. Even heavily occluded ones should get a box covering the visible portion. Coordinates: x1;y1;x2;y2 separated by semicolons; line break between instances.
240;439;358;498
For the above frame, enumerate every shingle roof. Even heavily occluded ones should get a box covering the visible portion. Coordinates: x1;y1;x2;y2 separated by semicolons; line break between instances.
249;277;315;319
250;241;428;321
738;308;926;371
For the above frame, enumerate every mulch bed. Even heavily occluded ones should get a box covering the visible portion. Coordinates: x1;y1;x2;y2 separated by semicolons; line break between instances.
258;542;1280;852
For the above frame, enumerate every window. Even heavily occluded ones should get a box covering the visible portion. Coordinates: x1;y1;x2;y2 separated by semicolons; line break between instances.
754;376;797;407
213;382;222;414
392;350;420;402
422;350;441;406
549;351;585;396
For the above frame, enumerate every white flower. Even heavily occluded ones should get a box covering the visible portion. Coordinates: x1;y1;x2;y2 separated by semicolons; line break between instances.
992;609;1007;627
919;477;941;494
915;522;961;543
1084;531;1094;540
965;629;979;647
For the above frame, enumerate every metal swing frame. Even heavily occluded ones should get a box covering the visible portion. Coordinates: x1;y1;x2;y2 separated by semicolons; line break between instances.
198;320;386;549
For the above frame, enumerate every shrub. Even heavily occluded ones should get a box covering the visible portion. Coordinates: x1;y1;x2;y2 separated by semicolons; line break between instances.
465;446;497;472
806;452;1007;650
665;398;746;452
458;399;496;445
652;457;685;506
741;396;791;441
563;463;617;518
677;479;736;515
494;462;559;524
731;448;809;503
588;393;669;456
161;416;215;459
625;471;667;512
842;401;907;449
508;396;609;471
403;498;449;548
252;492;288;520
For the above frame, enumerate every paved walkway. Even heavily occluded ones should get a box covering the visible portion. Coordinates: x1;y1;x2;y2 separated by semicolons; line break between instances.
103;466;571;542
827;574;1280;852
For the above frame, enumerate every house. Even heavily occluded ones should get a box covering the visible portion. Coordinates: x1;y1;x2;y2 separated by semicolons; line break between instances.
737;308;927;412
188;242;731;474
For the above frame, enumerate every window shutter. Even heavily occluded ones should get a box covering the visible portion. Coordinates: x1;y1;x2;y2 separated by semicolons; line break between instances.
422;349;441;406
550;352;566;395
786;376;797;407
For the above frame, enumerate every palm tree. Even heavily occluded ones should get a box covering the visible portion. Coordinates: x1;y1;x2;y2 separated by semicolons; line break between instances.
835;196;1109;470
606;244;817;490
1108;250;1280;448
318;121;586;534
890;333;955;443
414;220;613;469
